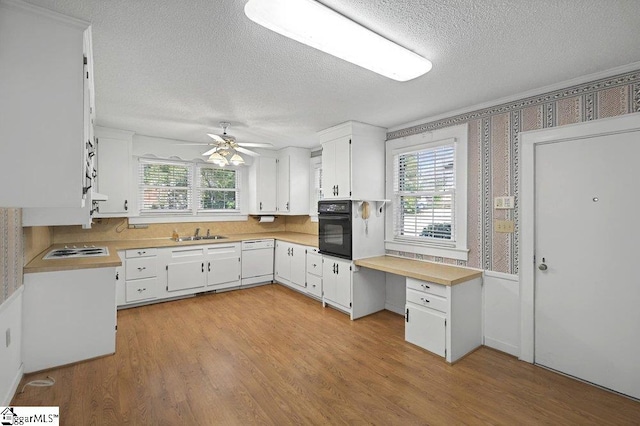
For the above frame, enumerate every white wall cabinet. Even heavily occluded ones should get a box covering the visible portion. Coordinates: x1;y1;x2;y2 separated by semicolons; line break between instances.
0;1;97;210
96;128;134;216
274;241;306;290
249;156;278;214
319;121;386;200
404;277;482;363
23;267;116;373
276;147;310;214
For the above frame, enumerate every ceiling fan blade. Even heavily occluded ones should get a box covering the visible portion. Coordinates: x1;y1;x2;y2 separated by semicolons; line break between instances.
207;133;226;143
176;143;212;145
202;147;216;156
238;142;274;148
235;146;261;157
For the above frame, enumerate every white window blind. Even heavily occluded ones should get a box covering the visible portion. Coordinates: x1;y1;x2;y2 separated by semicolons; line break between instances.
393;143;455;242
138;159;192;213
197;165;239;211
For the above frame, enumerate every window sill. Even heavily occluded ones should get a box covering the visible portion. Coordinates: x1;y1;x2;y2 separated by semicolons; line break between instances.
128;214;248;225
385;240;469;261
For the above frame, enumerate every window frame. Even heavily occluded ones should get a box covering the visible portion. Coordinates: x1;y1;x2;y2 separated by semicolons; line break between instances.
385;124;468;261
196;164;240;213
138;158;193;214
132;157;246;223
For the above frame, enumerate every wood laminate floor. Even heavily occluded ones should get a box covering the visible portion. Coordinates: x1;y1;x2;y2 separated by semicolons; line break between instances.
13;284;640;425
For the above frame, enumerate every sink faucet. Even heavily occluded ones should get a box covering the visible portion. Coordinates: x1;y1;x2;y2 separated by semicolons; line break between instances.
194;228;200;237
206;229;210;237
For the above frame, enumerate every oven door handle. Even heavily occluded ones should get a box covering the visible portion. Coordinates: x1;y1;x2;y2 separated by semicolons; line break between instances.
319;216;349;220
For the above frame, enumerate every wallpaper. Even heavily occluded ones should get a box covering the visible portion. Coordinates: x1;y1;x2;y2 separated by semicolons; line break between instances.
387;69;640;274
0;208;23;305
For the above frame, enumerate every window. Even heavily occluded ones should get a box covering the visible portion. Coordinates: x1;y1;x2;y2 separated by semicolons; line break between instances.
385;124;468;261
393;143;455;242
137;158;242;218
139;159;192;213
197;165;239;212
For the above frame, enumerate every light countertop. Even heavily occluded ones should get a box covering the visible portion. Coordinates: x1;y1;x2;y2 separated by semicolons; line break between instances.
354;255;482;286
24;232;318;274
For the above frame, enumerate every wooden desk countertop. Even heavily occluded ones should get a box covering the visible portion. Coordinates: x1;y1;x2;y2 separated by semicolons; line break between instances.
354;255;482;286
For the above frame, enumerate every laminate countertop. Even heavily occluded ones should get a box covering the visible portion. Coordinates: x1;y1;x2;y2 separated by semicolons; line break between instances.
24;232;319;274
354;255;482;286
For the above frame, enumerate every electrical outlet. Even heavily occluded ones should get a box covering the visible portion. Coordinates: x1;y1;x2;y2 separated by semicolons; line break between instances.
495;219;515;233
6;328;10;348
494;196;515;209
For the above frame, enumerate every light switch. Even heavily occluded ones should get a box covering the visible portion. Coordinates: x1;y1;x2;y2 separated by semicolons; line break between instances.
495;219;515;233
494;196;515;209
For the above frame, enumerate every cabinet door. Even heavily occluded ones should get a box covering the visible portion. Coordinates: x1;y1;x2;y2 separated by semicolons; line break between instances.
207;245;241;288
334;259;351;308
405;304;446;357
277;154;290;212
334;137;351;198
97;136;131;215
274;242;291;282
321;141;337;199
167;260;206;292
322;259;336;301
289;244;306;289
257;157;277;212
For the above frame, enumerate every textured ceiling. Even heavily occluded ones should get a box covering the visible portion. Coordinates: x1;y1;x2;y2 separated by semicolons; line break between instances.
23;0;640;149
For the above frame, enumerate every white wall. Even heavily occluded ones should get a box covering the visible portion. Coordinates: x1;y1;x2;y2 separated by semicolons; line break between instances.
483;271;519;356
0;288;23;405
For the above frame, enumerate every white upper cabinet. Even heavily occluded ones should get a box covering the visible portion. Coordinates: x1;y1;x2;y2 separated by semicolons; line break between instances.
277;147;310;215
248;156;278;214
318;121;386;200
95;127;135;217
0;0;94;209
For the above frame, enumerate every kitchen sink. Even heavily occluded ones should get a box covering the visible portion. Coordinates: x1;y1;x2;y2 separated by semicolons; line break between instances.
173;235;227;242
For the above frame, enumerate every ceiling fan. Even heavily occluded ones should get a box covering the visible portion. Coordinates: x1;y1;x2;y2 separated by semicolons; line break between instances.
199;122;273;166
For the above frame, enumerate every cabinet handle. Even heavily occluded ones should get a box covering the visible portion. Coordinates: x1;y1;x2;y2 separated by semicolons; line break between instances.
312;264;317;268
260;201;263;210
137;267;146;271
124;200;128;211
115;272;119;280
336;185;339;196
336;263;339;274
138;251;146;255
286;201;289;211
406;308;409;322
420;297;430;304
291;247;294;256
202;262;204;273
421;284;430;289
137;288;146;293
208;262;211;272
332;263;336;274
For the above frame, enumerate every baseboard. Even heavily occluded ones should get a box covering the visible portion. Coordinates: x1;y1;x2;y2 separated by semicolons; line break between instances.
1;363;23;406
484;337;519;357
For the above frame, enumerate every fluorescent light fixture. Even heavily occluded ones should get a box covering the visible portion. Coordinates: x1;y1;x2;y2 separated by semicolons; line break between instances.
244;0;432;82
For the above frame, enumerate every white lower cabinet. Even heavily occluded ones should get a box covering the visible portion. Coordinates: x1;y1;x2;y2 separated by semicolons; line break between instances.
305;248;322;299
274;241;306;290
322;257;352;310
404;277;482;363
206;244;241;290
23;267;117;373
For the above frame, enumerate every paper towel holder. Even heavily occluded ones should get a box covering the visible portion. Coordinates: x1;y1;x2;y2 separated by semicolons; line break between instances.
254;215;277;223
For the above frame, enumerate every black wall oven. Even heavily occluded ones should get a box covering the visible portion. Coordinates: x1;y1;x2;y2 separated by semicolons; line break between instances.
318;200;352;260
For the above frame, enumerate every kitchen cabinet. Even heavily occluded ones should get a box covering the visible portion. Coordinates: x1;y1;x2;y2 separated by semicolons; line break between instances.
167;247;207;292
96;127;135;216
404;277;482;363
206;243;241;290
276;147;310;214
274;241;306;291
23;267;117;373
0;1;98;210
248;156;278;214
305;248;322;299
318;121;386;200
322;257;352;310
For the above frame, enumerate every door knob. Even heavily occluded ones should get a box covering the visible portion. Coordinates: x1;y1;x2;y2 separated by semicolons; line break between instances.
538;257;548;271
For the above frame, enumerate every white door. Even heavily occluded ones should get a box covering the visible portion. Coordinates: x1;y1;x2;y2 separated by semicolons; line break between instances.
257;157;277;213
534;130;640;399
334;259;351;309
289;244;306;289
274;242;291;282
334;137;351;198
321;140;337;199
97;137;131;214
277;154;290;212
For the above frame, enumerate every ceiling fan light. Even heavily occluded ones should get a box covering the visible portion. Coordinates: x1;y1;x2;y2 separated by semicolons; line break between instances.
208;152;225;162
244;0;432;82
230;153;245;166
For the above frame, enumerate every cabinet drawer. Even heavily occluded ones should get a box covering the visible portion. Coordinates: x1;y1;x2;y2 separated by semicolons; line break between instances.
125;277;161;302
307;274;322;298
407;288;448;313
125;257;157;279
306;253;323;277
407;278;447;298
126;248;158;259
